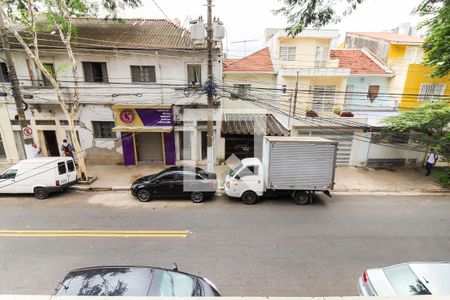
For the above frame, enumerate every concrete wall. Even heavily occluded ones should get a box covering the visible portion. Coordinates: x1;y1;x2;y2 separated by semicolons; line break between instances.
345;77;396;111
344;34;390;62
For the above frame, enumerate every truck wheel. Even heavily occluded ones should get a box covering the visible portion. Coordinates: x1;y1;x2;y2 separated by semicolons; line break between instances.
242;191;258;205
34;187;48;200
293;191;309;205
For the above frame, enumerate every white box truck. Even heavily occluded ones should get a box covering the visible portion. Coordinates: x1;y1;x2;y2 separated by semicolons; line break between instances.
224;136;337;204
0;157;78;199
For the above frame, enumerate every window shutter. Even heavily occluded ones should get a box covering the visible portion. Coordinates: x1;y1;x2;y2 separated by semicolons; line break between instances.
148;66;156;82
83;62;93;82
280;47;287;61
101;63;108;83
130;66;139;82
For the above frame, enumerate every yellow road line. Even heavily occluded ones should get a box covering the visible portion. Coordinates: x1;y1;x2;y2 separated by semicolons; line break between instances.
0;230;189;238
0;230;189;234
0;233;187;237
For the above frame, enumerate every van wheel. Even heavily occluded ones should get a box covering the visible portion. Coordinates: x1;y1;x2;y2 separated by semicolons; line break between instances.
190;192;204;203
242;191;258;205
136;189;151;202
293;191;309;205
34;187;48;200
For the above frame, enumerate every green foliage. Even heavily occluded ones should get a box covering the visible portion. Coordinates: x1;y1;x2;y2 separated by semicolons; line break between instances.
273;0;365;36
384;101;450;160
417;0;450;78
432;168;450;187
333;106;342;115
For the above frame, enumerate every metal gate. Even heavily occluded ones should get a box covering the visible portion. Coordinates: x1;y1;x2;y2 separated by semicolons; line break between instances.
135;132;163;163
297;129;354;165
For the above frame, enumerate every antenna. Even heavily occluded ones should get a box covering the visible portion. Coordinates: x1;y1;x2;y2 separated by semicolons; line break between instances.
230;39;259;56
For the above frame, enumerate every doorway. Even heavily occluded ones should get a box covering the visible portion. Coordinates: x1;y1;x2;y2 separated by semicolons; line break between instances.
43;130;60;156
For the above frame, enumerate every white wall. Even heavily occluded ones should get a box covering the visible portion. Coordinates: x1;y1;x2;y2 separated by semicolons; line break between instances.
0;47;222;163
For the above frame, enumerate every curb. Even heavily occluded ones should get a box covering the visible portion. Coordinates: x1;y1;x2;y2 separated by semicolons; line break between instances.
69;186;450;195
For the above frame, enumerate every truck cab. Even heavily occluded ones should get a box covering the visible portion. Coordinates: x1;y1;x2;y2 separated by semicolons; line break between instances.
225;158;264;204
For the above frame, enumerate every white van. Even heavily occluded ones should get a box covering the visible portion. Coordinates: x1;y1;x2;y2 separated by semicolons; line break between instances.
0;157;78;199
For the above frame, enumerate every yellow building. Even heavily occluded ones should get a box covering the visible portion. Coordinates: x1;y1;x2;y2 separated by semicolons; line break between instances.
345;32;450;110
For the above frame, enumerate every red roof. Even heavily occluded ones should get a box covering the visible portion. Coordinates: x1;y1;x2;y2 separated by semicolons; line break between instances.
349;32;424;45
330;49;393;75
224;48;274;73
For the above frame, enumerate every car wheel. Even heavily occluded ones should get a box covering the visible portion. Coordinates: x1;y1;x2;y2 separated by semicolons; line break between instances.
136;189;151;202
241;191;258;205
191;192;204;203
293;191;309;205
34;187;48;200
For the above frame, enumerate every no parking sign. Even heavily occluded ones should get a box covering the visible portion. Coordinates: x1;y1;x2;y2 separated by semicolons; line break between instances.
22;126;33;139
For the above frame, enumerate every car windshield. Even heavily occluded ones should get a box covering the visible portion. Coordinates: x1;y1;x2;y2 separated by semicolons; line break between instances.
383;265;431;296
229;164;243;177
148;270;195;296
55;267;152;296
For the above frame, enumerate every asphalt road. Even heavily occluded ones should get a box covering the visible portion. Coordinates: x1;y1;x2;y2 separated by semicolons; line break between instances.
0;190;449;296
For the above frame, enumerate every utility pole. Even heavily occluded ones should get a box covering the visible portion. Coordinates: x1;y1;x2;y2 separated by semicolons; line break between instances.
206;0;214;172
0;10;30;150
292;71;299;117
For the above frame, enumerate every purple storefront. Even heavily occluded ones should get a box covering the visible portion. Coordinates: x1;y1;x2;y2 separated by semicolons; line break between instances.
112;105;176;166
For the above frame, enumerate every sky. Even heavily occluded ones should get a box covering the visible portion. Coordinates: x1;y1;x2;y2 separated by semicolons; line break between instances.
123;0;424;58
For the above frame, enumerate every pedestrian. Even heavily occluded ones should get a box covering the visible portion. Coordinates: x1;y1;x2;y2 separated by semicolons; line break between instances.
31;143;42;158
425;149;438;176
60;139;74;158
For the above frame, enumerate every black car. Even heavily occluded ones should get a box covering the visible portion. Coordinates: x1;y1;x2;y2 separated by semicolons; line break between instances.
54;265;221;296
131;166;217;203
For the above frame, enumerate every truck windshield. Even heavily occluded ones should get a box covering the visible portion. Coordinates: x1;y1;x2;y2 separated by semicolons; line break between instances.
229;164;243;177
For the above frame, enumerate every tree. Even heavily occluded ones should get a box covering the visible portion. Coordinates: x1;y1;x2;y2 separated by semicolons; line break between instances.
418;0;450;77
0;0;141;180
384;100;450;162
274;0;450;77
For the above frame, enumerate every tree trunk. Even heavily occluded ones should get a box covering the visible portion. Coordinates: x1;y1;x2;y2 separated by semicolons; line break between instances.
68;115;87;181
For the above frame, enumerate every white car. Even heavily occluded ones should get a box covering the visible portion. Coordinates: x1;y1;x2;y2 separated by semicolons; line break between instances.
0;157;78;199
358;261;450;296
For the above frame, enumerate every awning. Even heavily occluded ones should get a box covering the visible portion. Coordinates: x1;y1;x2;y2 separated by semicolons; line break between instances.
113;126;173;132
222;114;288;136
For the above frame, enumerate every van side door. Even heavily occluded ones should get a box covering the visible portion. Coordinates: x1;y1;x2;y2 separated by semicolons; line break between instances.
57;161;68;186
66;159;77;183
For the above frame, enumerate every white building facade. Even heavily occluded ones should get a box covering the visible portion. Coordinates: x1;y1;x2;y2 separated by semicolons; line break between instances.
0;18;223;165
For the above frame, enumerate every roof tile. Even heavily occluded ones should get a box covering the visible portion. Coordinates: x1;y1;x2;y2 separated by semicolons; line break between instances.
224;48;273;73
330;49;392;75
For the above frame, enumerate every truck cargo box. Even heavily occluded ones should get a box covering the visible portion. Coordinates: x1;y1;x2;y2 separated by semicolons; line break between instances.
262;136;337;191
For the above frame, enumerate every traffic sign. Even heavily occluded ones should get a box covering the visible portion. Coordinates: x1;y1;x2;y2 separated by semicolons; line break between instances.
22;126;33;139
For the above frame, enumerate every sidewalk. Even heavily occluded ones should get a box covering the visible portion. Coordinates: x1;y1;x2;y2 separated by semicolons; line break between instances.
68;163;449;194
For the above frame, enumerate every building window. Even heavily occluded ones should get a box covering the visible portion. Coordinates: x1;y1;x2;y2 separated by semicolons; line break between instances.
0;62;10;82
35;120;56;125
344;84;353;102
418;83;446;102
92;121;115;138
280;46;296;61
367;85;380;102
315;46;329;68
187;64;201;86
233;84;251;98
404;47;423;64
83;62;108;83
312;85;336;112
130;65;156;83
41;63;56;86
